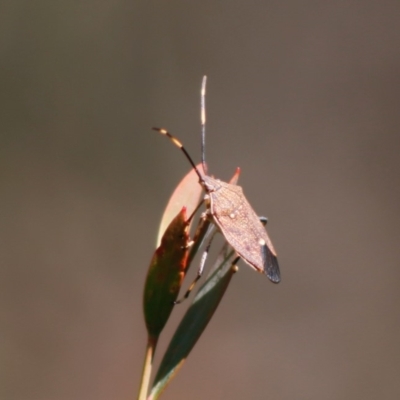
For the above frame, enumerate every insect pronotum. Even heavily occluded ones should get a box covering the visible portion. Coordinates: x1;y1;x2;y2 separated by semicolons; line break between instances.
153;76;280;284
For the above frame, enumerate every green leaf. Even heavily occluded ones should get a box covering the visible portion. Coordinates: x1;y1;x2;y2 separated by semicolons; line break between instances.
149;244;237;399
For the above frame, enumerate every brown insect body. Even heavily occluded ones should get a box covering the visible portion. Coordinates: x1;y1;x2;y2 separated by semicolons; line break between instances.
202;176;280;283
153;76;280;285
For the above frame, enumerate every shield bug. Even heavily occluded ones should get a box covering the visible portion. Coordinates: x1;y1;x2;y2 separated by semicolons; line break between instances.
153;76;280;284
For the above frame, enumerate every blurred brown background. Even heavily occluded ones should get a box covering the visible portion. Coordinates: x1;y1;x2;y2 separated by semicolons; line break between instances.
1;2;400;399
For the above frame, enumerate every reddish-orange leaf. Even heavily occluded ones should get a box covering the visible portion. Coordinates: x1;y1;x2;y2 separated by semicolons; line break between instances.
157;164;204;246
144;208;190;338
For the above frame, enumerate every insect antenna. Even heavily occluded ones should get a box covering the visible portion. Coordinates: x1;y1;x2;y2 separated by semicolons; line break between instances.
152;127;205;184
200;75;208;175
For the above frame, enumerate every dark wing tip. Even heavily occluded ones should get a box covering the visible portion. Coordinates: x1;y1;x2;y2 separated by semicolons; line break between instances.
262;244;281;283
267;255;281;283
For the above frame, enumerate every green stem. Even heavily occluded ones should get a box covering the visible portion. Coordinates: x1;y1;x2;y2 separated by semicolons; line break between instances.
137;334;158;400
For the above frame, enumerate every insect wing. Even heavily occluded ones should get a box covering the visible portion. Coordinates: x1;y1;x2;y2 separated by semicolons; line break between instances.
261;241;280;283
208;180;280;283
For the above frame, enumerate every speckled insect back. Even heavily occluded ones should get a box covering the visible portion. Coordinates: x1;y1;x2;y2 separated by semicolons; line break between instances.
202;175;280;282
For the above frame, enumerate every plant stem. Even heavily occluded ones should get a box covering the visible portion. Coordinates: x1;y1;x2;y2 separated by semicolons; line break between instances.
137;334;158;400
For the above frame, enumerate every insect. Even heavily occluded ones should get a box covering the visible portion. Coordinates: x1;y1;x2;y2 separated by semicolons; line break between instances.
153;76;280;286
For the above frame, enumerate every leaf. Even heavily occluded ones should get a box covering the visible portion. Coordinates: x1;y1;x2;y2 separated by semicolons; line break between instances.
157;164;204;246
148;168;241;398
149;244;237;399
143;208;190;338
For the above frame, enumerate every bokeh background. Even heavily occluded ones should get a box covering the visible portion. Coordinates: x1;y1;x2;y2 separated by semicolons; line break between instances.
1;2;400;399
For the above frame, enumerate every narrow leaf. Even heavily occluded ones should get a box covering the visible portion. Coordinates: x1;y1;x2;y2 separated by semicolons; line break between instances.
149;244;237;399
143;208;190;338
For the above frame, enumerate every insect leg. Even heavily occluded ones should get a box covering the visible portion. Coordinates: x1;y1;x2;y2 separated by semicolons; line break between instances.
187;215;214;268
187;198;205;224
175;229;218;304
